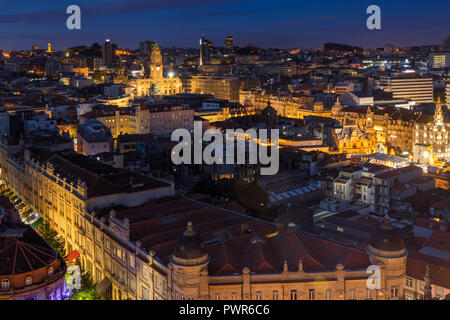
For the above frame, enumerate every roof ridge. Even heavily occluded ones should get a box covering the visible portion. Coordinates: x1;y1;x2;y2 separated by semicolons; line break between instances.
18;240;50;267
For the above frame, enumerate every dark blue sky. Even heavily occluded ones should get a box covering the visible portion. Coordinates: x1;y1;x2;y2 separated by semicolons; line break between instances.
0;0;449;50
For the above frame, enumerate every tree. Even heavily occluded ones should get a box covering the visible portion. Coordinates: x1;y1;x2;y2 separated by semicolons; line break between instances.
38;221;66;257
70;268;101;300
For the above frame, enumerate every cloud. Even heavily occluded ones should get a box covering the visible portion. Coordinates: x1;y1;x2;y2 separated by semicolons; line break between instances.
177;10;257;19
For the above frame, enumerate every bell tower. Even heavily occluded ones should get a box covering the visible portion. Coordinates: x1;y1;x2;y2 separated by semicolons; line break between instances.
434;97;444;125
149;42;163;81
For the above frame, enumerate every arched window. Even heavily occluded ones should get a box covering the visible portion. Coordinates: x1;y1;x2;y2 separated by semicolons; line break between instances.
48;267;54;278
25;276;32;286
1;279;10;289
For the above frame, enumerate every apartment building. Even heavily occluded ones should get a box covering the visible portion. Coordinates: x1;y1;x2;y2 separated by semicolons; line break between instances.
325;164;435;215
379;76;433;104
0;140;409;299
181;75;242;103
80;103;194;139
239;89;330;119
0;142;175;300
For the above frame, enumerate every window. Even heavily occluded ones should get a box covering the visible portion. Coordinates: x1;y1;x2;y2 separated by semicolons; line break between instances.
25;276;32;286
1;279;10;289
326;289;332;300
390;287;399;300
290;290;297;300
349;289;356;300
129;255;135;270
96;268;102;283
214;293;221;300
255;291;262;300
366;289;372;300
142;265;150;280
272;290;279;300
48;267;53;278
405;277;413;288
308;289;315;300
231;292;237;300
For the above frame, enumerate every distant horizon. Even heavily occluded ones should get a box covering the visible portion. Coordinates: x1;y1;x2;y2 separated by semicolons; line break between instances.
0;0;449;51
1;40;448;52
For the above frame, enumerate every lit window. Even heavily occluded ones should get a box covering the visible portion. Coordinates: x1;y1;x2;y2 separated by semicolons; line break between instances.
1;279;10;289
255;291;262;300
349;288;356;299
290;290;297;300
48;267;53;278
390;287;399;300
405;277;413;288
272;290;279;300
326;289;332;300
25;276;32;286
309;289;315;300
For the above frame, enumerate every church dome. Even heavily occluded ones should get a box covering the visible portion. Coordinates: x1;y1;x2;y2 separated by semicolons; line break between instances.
174;222;207;260
369;216;405;252
331;97;343;114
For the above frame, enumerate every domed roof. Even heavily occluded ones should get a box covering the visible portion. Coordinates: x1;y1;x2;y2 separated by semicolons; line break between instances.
369;216;405;252
331;97;343;113
174;222;207;260
261;101;276;114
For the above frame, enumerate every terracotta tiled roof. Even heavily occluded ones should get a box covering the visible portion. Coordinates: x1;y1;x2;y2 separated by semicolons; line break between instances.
99;197;373;275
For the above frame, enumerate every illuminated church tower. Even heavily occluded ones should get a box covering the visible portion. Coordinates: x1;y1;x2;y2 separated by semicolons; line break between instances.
434;97;444;126
150;42;163;81
47;42;52;53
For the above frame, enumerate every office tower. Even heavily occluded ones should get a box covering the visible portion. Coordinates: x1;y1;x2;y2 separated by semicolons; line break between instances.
224;36;234;51
380;76;433;104
446;81;450;105
102;39;117;67
139;40;153;56
149;42;163;81
429;53;450;69
199;34;211;66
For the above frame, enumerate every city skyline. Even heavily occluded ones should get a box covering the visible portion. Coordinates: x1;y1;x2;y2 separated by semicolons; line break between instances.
0;0;449;50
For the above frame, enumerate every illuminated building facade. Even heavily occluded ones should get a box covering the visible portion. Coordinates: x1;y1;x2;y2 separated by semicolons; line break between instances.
446;82;450;106
81;103;194;139
0;136;408;300
332;102;420;154
182;75;242;103
413;99;450;160
129;42;181;98
0;144;175;300
240;89;330;119
379;76;433;104
224;36;234;51
429;53;450;69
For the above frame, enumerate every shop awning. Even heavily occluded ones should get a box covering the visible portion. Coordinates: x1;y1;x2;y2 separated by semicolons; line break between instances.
31;217;43;229
65;250;80;262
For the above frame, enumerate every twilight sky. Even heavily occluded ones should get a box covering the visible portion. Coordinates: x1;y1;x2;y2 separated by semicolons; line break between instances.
0;0;449;50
